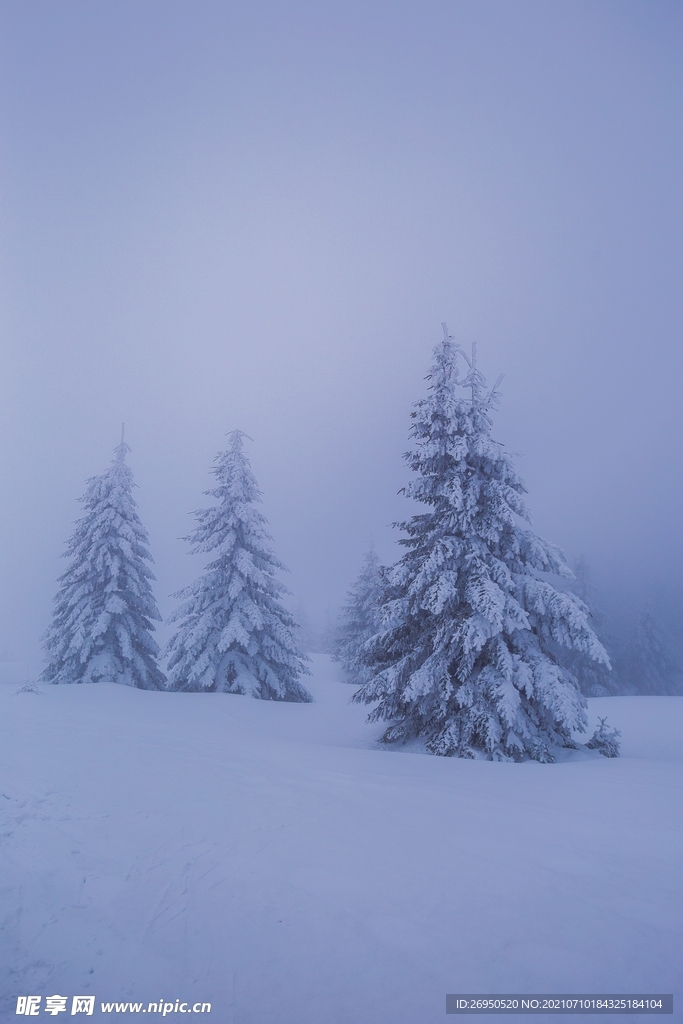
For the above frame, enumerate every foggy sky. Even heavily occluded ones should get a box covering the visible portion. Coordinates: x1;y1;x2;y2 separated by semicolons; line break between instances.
1;1;681;674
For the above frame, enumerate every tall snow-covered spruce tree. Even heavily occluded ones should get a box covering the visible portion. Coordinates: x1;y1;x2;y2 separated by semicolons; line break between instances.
165;431;312;701
353;326;610;762
332;548;386;684
41;433;165;689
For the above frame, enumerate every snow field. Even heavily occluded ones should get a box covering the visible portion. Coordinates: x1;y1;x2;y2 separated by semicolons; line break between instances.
1;655;681;1023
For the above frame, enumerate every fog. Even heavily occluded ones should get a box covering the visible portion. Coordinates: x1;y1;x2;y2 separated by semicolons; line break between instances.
1;0;681;676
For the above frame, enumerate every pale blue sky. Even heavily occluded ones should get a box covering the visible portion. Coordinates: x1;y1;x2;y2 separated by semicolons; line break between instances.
1;1;681;668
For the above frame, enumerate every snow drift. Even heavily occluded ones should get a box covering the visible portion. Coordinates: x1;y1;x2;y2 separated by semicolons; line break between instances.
1;656;681;1022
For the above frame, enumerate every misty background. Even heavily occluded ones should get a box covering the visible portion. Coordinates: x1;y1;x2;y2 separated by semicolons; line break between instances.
0;0;681;679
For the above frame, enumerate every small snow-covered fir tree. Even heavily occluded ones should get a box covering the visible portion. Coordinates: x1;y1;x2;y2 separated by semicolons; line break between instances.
165;431;312;701
41;433;165;689
586;716;621;758
623;603;682;695
353;326;610;762
331;548;386;683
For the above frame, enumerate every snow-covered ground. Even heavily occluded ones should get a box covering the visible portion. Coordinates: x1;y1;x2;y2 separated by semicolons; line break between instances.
1;656;681;1023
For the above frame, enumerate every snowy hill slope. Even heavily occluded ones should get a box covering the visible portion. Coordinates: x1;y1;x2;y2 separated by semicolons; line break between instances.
1;656;681;1023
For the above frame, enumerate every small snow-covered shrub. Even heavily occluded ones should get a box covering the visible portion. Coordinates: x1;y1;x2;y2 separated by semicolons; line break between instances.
586;716;621;758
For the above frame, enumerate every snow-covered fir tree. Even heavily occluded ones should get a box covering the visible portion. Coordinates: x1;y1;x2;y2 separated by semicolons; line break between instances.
559;556;618;696
165;431;312;701
331;548;386;683
353;326;610;762
623;603;682;695
41;433;165;689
